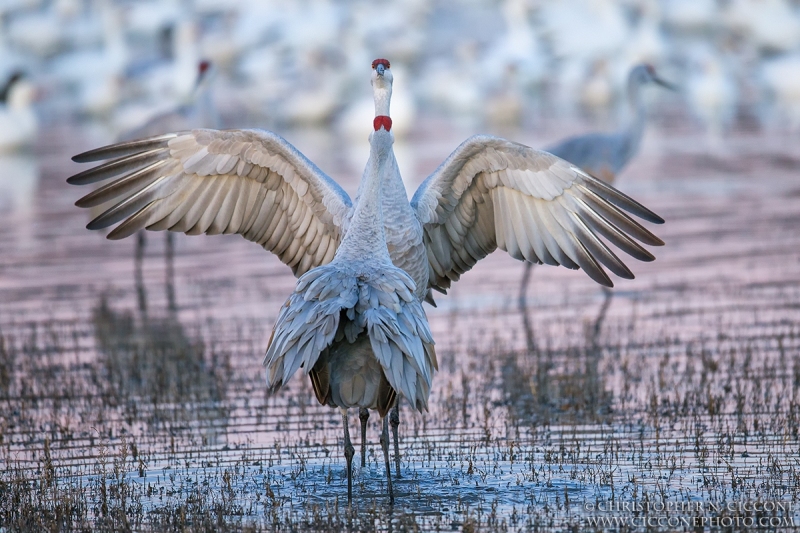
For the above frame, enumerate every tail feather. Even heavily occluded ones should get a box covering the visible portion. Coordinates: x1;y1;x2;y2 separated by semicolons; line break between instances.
309;352;332;406
376;374;396;418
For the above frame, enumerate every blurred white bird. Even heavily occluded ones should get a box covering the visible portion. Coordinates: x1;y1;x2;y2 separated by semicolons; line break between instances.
539;0;630;116
0;153;39;247
539;0;630;63
139;20;201;104
278;68;344;125
6;7;67;58
662;0;718;33
0;72;38;151
686;53;738;144
481;0;546;92
417;42;483;122
49;5;129;118
761;54;800;132
724;0;800;54
579;60;615;121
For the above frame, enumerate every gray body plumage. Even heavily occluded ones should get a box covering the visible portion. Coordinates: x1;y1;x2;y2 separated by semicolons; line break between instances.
354;135;429;302
264;129;436;416
545;64;673;182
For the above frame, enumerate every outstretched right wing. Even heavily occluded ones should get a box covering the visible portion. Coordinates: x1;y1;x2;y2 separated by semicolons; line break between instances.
68;129;353;276
412;135;664;290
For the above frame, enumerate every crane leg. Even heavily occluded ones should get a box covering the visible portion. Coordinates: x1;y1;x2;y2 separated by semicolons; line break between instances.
519;262;534;302
341;409;355;503
165;232;176;313
519;262;536;354
135;231;147;316
592;287;613;348
380;415;394;505
359;407;369;467
390;402;401;477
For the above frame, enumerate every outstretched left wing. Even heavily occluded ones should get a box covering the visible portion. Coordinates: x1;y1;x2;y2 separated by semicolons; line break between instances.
411;135;664;291
68;128;353;277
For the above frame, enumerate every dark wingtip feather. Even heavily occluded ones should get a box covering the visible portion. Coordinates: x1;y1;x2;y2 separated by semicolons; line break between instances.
424;289;438;307
106;226;133;240
584;177;666;225
584;260;614;287
67;148;168;186
72;133;179;164
615;268;635;280
66;170;91;185
75;196;91;208
86;215;113;231
72;145;118;163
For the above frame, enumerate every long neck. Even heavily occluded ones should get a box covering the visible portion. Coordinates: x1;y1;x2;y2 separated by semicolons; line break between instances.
191;78;220;128
374;84;391;116
335;130;393;263
355;73;406;202
619;76;647;163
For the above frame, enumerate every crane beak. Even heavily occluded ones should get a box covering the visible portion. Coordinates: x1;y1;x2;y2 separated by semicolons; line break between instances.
653;76;677;91
376;64;385;77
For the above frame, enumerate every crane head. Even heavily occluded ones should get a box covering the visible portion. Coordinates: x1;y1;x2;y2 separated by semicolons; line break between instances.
371;58;393;89
195;60;213;88
634;64;677;91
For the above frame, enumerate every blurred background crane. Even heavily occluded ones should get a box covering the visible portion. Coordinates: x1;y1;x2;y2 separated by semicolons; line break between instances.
519;63;676;342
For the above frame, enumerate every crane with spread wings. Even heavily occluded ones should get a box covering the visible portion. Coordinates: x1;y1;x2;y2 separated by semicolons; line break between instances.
68;59;663;503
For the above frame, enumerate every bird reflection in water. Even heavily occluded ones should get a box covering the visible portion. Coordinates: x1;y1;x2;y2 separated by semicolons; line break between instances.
512;274;611;427
500;339;612;428
92;252;231;437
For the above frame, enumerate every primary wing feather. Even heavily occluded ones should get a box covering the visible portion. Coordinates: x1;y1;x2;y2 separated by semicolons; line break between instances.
68;129;353;277
411;135;664;290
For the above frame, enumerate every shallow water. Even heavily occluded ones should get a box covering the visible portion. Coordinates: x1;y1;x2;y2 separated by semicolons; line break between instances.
1;120;800;531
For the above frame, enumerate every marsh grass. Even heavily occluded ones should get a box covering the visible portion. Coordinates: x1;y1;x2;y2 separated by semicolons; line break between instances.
2;281;800;531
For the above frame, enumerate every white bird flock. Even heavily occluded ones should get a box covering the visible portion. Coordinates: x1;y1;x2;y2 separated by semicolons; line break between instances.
3;0;800;151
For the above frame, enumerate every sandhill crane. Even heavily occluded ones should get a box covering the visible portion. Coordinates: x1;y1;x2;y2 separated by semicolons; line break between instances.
68;59;664;503
545;64;675;183
92;60;217;312
520;64;674;335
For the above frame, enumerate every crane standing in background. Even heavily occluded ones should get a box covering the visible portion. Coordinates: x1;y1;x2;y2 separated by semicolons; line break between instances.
521;64;675;341
90;60;218;313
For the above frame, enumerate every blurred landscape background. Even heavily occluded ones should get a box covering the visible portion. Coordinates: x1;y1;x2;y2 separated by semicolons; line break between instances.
1;0;800;142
